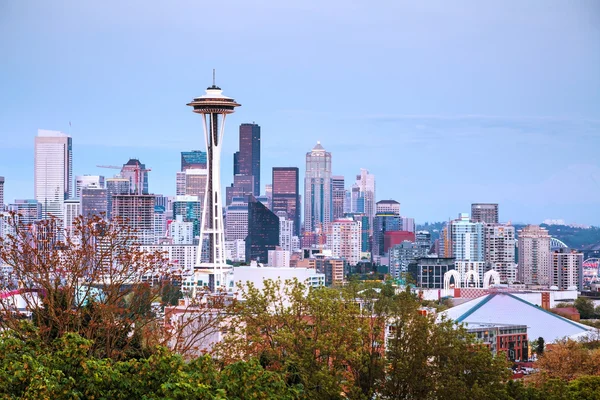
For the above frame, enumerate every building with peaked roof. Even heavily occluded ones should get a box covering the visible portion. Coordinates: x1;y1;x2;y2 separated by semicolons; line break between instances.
439;293;593;343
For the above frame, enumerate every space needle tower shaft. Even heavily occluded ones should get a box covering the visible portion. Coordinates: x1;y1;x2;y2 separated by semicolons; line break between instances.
187;72;240;291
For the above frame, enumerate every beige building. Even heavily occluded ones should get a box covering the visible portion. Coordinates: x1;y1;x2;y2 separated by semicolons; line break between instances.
327;218;361;265
517;225;551;286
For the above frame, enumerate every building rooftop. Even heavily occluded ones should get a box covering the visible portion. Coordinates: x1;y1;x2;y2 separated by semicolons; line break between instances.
376;199;400;204
439;293;592;343
37;129;69;138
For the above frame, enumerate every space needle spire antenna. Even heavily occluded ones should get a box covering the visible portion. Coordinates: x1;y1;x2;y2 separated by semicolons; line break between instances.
187;72;241;294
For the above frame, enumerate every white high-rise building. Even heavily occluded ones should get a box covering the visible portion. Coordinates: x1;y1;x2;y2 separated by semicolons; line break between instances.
75;175;105;198
141;244;197;272
63;198;81;236
304;142;332;233
450;213;485;262
518;225;551;286
225;197;249;241
327;218;361;265
484;224;517;283
34;129;73;221
170;215;195;245
277;212;294;254
354;169;375;225
224;239;246;262
153;208;167;241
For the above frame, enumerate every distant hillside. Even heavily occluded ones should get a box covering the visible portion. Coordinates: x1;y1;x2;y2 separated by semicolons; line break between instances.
514;224;600;250
416;222;600;249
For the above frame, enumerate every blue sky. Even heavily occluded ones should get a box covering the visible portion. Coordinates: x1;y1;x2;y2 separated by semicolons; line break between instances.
1;0;599;225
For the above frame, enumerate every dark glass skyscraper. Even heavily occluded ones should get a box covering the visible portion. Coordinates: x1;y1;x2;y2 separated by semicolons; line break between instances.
245;198;279;263
81;188;108;218
233;151;240;175
272;167;300;236
332;176;345;220
238;123;260;196
373;212;401;257
181;150;207;171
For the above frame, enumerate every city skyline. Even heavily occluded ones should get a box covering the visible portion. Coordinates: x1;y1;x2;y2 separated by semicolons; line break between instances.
1;1;599;225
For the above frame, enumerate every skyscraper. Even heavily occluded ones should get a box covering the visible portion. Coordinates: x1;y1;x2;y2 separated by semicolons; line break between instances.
172;195;202;238
450;213;485;284
327;218;361;265
376;199;400;215
551;249;583;290
372;212;401;258
63;199;81;236
225;196;249;241
120;159;149;195
8;200;41;226
471;203;499;224
246;199;279;263
233;151;240;175
75;175;105;198
184;169;208;204
81;187;108;218
277;211;295;254
187;78;240;290
0;177;4;211
331;176;345;220
175;172;186;196
272;167;300;236
304;142;332;233
106;178;130;219
354;169;376;225
238;123;261;196
484;224;517;283
450;213;485;262
226;174;254;206
111;194;156;244
34;129;73;220
181;150;207;170
518;225;551;286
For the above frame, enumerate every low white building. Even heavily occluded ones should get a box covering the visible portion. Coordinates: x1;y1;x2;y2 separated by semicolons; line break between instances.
231;265;325;294
169;216;194;245
439;292;593;343
225;239;246;263
140;244;197;272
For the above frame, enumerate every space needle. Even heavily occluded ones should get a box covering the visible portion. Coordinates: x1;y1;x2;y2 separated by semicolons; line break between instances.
187;71;240;292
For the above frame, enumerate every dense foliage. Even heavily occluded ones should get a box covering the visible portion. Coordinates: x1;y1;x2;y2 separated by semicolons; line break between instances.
0;328;300;399
2;215;599;398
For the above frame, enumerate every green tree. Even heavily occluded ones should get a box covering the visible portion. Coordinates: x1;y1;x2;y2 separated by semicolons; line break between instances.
382;288;509;400
0;328;301;399
537;336;545;355
217;279;369;399
574;297;596;319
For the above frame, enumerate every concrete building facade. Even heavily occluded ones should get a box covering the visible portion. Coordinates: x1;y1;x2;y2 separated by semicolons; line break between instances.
518;225;551;286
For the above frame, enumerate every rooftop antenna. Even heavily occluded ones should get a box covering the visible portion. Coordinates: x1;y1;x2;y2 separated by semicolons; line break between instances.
212;69;216;87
